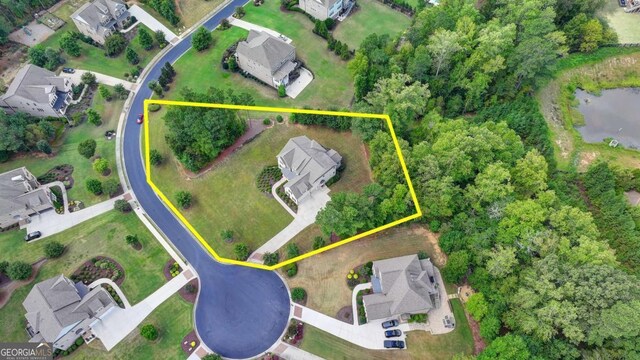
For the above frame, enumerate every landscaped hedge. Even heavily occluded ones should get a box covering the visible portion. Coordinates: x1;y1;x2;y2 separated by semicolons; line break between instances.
256;165;282;193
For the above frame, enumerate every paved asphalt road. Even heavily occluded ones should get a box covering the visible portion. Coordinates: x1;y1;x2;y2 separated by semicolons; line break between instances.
122;3;291;358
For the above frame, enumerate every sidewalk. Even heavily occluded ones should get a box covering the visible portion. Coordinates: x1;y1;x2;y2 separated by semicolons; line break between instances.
91;268;195;350
274;342;324;360
128;5;178;42
66;70;136;90
23;195;124;240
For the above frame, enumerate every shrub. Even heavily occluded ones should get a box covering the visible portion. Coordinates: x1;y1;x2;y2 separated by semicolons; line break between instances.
286;243;300;259
263;118;271;125
286;263;298;277
148;104;161;112
185;283;197;294
85;179;103;195
44;241;65;258
155;30;167;46
312;236;325;250
114;199;132;212
75;338;84;346
202;354;222;360
234;243;250;260
81;72;96;86
137;27;154;50
102;179;120;197
220;19;230;30
263;252;279;266
291;287;306;302
276;115;284;123
114;83;128;99
125;234;139;245
417;250;428;260
150;149;163;166
140;324;159;340
0;261;8;274
429;219;441;232
36;140;52;154
99;85;112;102
93;158;110;175
192;27;212;51
104;33;127;56
126;47;139;65
86;108;102;126
364;261;374;276
176;191;192;209
408;313;428;323
234;6;246;18
7;261;32;281
220;229;233;242
278;84;286;97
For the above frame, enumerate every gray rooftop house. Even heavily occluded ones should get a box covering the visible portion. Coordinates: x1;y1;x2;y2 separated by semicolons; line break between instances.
0;64;72;118
23;275;117;350
0;167;55;231
71;0;130;45
363;254;441;321
235;30;297;89
277;136;341;204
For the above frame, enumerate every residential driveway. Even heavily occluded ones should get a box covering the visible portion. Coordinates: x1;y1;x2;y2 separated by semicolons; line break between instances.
286;67;313;99
8;22;54;46
249;185;330;260
65;70;136;90
128;5;178;42
91;269;193;350
228;17;292;43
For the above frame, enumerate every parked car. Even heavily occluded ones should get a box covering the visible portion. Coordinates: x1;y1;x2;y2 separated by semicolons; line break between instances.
24;231;42;241
62;68;75;74
381;320;399;329
136;113;144;124
385;329;402;338
443;315;455;328
384;340;405;349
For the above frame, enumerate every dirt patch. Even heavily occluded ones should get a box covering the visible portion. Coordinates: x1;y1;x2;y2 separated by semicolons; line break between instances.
578;150;599;172
0;258;47;309
0;42;29;87
336;306;353;324
411;226;446;267
458;284;475;304
180;330;200;356
464;308;487;355
178;278;198;303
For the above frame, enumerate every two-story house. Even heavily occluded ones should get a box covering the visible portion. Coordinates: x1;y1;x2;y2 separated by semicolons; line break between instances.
71;0;130;45
298;0;353;20
235;30;297;89
0;167;56;231
0;64;73;118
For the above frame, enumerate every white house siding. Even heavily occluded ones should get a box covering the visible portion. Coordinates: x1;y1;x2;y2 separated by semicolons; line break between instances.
299;0;329;20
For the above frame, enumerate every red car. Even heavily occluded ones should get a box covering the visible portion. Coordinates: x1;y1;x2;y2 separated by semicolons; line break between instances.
136;113;144;124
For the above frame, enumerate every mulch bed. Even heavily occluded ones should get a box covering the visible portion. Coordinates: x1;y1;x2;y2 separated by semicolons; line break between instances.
282;320;304;346
130;241;142;251
336;306;353;324
180;330;200;355
465;308;487;354
37;164;75;189
163;258;182;281
178;278;199;303
70;256;125;286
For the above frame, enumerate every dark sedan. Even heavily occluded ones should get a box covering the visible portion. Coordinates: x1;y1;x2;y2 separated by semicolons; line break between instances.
385;329;402;338
24;231;41;241
62;68;75;74
384;340;405;349
381;319;399;329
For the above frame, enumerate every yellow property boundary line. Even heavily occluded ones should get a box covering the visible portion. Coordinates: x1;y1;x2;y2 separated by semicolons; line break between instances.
143;99;422;270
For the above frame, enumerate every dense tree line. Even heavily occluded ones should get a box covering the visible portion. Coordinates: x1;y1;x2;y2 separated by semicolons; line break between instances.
0;110;56;162
144;0;180;26
164;87;252;172
289;110;352;131
0;0;61;43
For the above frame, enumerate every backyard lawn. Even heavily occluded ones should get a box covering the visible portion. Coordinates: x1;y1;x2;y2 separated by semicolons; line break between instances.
0;85;123;206
69;294;194;360
333;0;412;49
285;224;447;317
148;110;372;259
300;300;474;360
599;0;640;44
0;211;171;342
168;0;354;108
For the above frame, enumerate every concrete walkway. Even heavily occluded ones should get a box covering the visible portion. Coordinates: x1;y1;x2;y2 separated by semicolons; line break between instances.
88;278;132;308
23;195;125;240
91;268;194;350
228;17;292;44
129;5;178;42
249;185;330;262
286;67;313;99
271;178;295;217
66;70;136;90
352;283;372;325
42;181;69;214
274;342;324;360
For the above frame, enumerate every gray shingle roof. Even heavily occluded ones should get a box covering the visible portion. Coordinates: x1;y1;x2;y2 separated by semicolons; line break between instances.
363;255;440;320
236;30;295;74
0;167;53;225
0;65;66;104
72;0;128;33
277;136;341;198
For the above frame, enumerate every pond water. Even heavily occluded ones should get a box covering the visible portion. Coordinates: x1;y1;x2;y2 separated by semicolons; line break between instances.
574;88;640;149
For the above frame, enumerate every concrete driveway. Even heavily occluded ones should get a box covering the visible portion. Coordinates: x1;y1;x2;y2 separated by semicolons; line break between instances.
286;67;313;99
65;70;136;90
8;22;54;46
128;5;178;42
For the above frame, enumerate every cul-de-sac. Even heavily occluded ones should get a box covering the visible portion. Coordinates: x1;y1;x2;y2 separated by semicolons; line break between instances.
1;0;640;359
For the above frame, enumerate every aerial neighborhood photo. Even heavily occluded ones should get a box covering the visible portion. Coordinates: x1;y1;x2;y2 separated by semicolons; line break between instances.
1;0;640;359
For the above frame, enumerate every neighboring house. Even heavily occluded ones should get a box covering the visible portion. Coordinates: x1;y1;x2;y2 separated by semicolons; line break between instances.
0;64;73;118
235;30;297;89
0;167;56;231
363;254;441;321
298;0;354;20
277;136;342;204
23;275;117;350
71;0;130;45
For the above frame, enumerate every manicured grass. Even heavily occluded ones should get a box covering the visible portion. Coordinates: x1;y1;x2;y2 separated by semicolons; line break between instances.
285;224;447;316
176;0;227;29
598;0;640;44
300;300;474;360
0;85;123;206
333;0;411;49
148;111;371;258
0;211;171;342
536;50;640;171
169;0;354;108
69;294;193;359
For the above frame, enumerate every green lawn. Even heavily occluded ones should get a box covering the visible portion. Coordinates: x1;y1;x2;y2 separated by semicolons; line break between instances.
169;0;354;108
149;111;371;258
0;85;123;206
598;0;640;44
333;0;412;49
69;294;193;360
0;211;171;342
300;299;474;360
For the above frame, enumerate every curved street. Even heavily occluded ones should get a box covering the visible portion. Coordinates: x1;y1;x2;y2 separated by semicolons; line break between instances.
121;2;291;358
